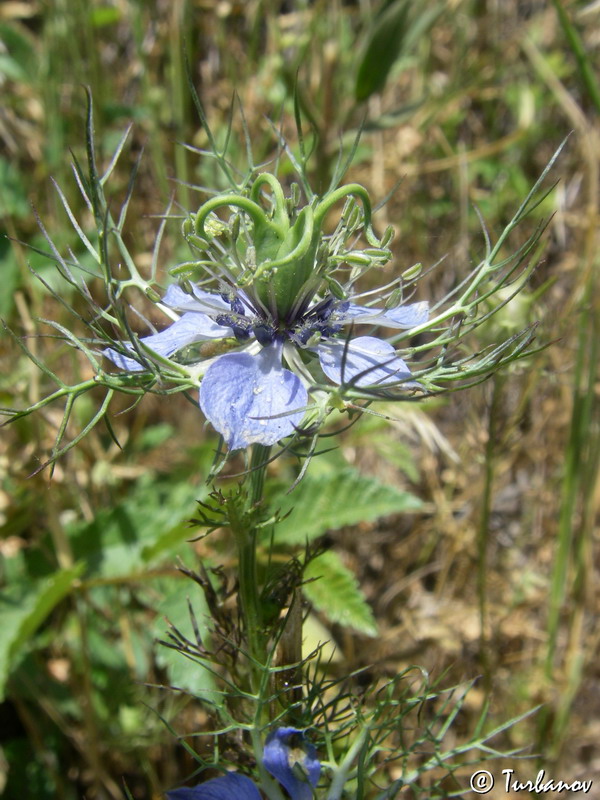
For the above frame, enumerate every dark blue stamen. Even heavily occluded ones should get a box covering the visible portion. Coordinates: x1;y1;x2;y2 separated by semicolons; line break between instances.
231;324;252;341
216;313;252;341
230;296;246;315
286;295;347;346
253;323;276;346
312;297;335;320
219;292;246;316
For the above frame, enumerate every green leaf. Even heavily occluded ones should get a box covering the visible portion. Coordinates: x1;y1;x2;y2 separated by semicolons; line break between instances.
0;238;22;320
0;156;30;218
304;551;377;636
355;0;410;102
0;22;37;82
65;478;208;580
0;564;84;700
151;580;218;701
355;0;443;102
273;467;422;546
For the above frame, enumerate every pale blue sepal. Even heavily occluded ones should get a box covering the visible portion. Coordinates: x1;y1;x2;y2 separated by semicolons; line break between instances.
199;344;308;450
162;284;232;314
318;335;416;387
103;312;231;372
340;300;429;329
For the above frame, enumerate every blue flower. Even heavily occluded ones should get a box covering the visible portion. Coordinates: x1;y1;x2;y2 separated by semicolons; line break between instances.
166;772;261;800
104;283;428;450
262;726;321;800
165;727;320;800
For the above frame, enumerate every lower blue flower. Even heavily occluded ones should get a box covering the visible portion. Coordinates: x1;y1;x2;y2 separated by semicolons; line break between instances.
166;727;320;800
166;772;261;799
263;727;320;800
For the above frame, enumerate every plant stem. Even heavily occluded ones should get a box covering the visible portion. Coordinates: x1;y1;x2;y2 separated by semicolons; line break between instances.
231;445;272;686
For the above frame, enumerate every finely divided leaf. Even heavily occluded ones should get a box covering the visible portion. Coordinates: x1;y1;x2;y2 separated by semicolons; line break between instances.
152;582;217;701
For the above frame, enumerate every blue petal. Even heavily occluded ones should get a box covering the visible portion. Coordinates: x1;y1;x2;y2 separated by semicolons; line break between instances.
166;773;261;800
103;312;231;372
163;284;232;314
338;301;429;329
199;344;308;450
263;727;320;800
318;336;416;387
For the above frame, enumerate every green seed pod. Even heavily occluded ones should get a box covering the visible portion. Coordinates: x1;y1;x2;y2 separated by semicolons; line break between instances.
180;279;195;296
169;262;200;279
289;182;301;212
341;197;355;223
380;225;395;248
181;217;195;238
384;287;403;309
145;286;161;303
344;252;372;266
184;233;210;252
326;277;348;299
346;203;362;231
364;248;392;261
230;213;241;241
402;262;422;281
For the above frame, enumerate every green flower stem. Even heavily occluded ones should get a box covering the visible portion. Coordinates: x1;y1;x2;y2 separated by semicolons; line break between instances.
231;445;272;688
237;529;265;682
249;444;271;506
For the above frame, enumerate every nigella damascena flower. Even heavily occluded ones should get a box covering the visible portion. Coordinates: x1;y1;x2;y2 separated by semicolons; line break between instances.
104;282;428;450
165;727;320;800
262;726;321;800
166;772;260;799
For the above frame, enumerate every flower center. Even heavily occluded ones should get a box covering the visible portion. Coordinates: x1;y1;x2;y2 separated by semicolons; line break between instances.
213;292;350;348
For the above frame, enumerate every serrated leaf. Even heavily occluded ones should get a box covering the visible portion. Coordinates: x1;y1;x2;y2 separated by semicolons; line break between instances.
65;478;208;579
0;564;84;700
304;551;377;636
273;467;422;546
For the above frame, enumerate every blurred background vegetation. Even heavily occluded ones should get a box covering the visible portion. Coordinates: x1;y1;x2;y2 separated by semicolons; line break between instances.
1;0;599;797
